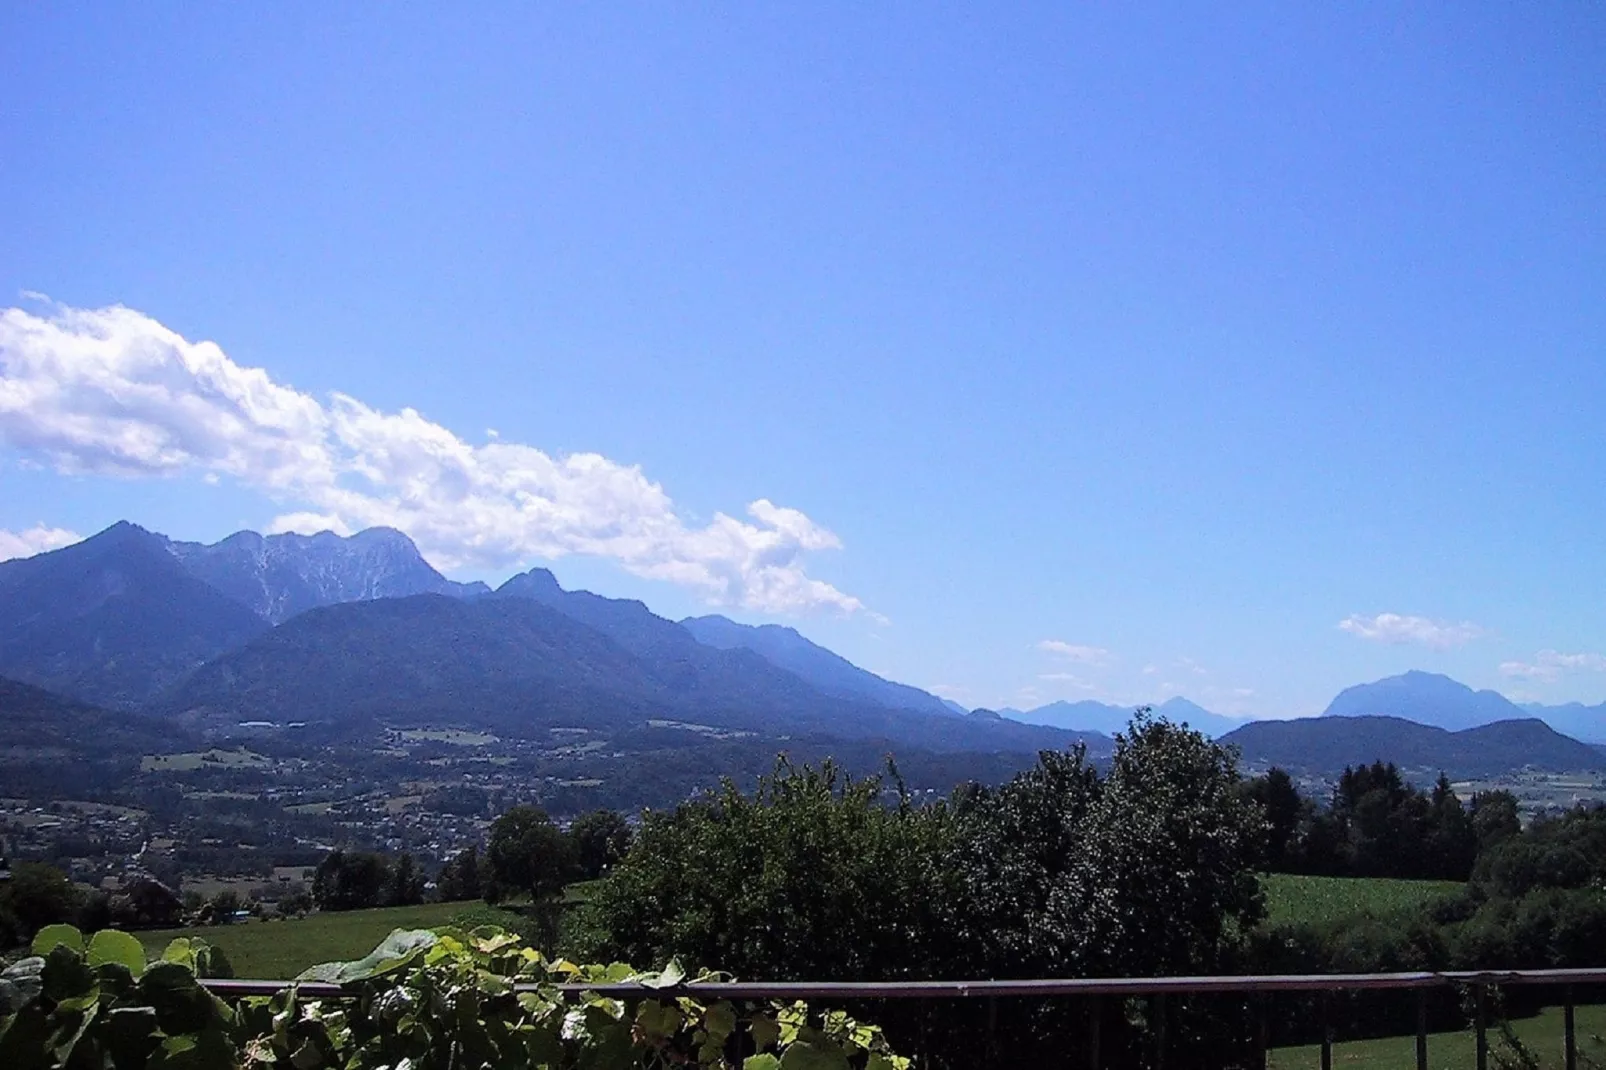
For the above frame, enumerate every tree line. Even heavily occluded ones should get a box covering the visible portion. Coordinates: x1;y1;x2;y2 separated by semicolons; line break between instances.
1243;760;1520;881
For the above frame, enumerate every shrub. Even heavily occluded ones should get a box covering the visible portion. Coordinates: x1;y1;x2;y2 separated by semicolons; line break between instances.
0;923;909;1070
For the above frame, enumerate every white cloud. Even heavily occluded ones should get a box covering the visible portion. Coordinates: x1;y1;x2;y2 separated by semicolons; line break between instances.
0;523;80;562
1036;640;1115;666
1038;671;1100;693
0;299;868;616
1337;612;1487;649
1499;650;1606;683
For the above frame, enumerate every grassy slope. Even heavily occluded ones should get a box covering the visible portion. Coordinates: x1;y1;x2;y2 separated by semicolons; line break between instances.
1269;1002;1606;1069
134;888;602;979
144;874;1457;979
1260;872;1464;929
136;901;479;979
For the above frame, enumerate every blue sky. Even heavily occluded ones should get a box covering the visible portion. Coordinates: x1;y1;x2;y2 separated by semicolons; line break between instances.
2;4;1603;719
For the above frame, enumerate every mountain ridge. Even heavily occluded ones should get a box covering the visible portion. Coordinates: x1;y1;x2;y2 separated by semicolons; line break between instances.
168;526;490;623
680;613;956;717
1002;696;1240;738
1223;714;1606;778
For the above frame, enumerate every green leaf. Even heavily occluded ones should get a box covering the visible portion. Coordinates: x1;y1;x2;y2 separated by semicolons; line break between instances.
302;929;437;984
139;961;221;1037
102;1006;162;1066
749;1013;781;1052
41;945;97;1007
161;938;196;968
779;1039;852;1070
88;929;147;976
639;958;685;989
30;924;83;957
745;1057;783;1070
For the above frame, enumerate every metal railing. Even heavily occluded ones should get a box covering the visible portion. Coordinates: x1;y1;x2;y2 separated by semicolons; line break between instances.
203;968;1606;1070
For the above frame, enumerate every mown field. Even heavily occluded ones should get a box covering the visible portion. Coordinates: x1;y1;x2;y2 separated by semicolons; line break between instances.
140;873;1454;980
134;901;509;978
1259;872;1464;929
136;883;602;979
1268;1002;1606;1069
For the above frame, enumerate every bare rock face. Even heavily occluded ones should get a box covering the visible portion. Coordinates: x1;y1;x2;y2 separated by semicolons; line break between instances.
167;526;488;624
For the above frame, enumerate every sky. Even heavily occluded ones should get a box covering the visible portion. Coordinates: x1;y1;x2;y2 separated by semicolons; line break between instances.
2;5;1603;720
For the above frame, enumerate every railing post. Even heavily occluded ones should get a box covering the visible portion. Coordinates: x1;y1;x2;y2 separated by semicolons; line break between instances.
1084;995;1101;1070
1153;991;1167;1070
1256;993;1269;1070
1415;987;1428;1070
1474;984;1487;1070
1319;991;1332;1070
1565;985;1577;1070
986;994;998;1070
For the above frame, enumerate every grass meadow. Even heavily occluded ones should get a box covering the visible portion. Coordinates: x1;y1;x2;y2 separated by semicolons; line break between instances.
1259;872;1465;929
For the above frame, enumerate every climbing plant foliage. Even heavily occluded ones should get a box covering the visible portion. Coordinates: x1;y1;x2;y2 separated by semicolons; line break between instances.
0;923;908;1070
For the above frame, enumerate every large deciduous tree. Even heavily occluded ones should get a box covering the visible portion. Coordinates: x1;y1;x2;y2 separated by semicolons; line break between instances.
484;805;576;904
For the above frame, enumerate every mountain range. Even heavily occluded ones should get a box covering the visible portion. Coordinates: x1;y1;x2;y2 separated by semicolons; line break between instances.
1221;715;1606;778
1;521;1604;780
0;521;1082;757
1002;696;1242;738
1321;670;1606;742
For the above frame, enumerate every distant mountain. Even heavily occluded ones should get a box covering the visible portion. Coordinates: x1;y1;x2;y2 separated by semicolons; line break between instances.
1520;701;1606;744
1322;671;1529;732
941;699;970;716
168;527;489;623
0;523;270;708
1004;696;1239;738
1222;715;1606;778
680;614;956;717
163;584;1088;755
0;675;186;792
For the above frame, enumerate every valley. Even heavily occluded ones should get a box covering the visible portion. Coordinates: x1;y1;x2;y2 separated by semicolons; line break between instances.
3;521;1605;915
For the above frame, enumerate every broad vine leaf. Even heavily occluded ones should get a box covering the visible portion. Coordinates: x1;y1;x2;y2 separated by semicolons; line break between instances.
778;1039;852;1070
31;925;83;957
88;929;147;976
639;958;685;989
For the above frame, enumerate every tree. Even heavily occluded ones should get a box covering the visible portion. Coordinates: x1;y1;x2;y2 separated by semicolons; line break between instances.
387;853;425;907
484;806;577;904
569;809;632;880
312;849;392;911
1471;790;1522;851
0;862;79;945
957;714;1266;980
209;888;242;924
585;758;963;982
1243;767;1304;869
437;845;482;902
1422;773;1477;880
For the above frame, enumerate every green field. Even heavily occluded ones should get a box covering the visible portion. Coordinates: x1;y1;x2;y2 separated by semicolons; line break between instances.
135;902;507;978
140;748;271;772
1269;1002;1606;1068
1260;873;1464;929
398;729;498;745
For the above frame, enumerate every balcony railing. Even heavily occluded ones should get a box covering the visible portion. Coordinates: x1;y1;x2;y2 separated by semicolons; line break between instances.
202;967;1606;1070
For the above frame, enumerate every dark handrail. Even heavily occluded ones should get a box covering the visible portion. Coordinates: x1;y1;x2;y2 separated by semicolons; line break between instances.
200;966;1606;1000
200;969;1604;1070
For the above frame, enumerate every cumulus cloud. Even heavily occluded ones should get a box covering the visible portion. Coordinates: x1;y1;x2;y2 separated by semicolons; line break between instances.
1038;671;1100;692
0;523;80;562
0;299;867;615
1337;613;1487;649
1499;650;1606;683
1037;640;1115;666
